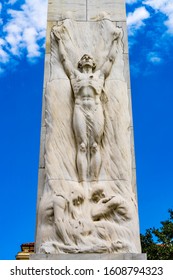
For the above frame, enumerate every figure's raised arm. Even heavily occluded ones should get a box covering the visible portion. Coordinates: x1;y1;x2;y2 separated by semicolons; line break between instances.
100;27;122;78
52;26;74;78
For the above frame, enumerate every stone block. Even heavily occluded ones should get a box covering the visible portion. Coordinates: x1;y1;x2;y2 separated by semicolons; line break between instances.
87;0;126;21
116;21;128;54
132;167;137;195
36;168;45;211
128;89;132;115
123;53;131;89
130;127;136;170
47;0;87;21
46;21;56;54
30;253;147;260
43;54;50;88
39;126;46;169
41;89;46;127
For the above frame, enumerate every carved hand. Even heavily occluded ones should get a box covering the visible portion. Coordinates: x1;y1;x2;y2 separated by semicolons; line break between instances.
53;25;68;43
52;26;61;41
112;28;122;41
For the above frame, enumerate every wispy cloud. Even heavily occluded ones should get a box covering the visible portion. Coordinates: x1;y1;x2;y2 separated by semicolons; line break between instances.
126;0;138;4
0;0;47;74
127;0;173;39
143;0;173;34
7;0;18;4
147;52;163;64
127;7;150;35
126;0;173;74
0;39;9;63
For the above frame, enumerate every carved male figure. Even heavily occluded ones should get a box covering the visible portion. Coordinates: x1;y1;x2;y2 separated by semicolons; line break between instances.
53;25;121;182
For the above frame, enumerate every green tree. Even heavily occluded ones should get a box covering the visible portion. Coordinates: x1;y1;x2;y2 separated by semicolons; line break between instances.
141;209;173;260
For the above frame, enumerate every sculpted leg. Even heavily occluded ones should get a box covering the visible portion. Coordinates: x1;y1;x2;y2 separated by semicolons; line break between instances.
77;141;88;181
90;104;104;180
73;106;88;181
90;142;102;181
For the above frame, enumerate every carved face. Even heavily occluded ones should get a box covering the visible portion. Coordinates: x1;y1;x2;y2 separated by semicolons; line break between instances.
70;188;84;207
90;188;105;203
78;54;96;70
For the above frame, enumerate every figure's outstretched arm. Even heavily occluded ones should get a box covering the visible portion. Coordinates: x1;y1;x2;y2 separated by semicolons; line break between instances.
52;26;74;78
100;28;122;78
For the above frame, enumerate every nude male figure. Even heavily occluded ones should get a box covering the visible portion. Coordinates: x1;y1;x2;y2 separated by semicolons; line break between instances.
53;25;121;182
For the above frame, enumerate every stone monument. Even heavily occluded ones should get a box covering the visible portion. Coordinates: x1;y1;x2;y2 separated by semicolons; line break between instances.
32;0;146;260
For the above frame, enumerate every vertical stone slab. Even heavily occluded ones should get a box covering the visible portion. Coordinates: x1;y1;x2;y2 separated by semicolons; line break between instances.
35;0;141;256
48;0;87;21
87;0;126;21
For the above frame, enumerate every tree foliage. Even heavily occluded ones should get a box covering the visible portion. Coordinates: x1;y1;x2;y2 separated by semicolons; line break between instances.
141;209;173;260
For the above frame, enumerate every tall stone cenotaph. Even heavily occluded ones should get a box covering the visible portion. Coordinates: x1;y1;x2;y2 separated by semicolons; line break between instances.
32;0;146;260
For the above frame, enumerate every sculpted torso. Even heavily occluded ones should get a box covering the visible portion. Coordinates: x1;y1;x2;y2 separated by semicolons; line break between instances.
71;70;104;108
71;68;106;181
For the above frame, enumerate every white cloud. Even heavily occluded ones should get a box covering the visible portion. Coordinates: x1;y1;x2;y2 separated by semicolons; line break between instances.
23;27;40;58
0;39;9;64
0;0;47;73
7;0;18;4
4;0;47;59
147;52;162;64
126;0;138;4
127;0;173;38
143;0;173;33
126;2;173;73
144;0;170;10
127;7;150;35
0;39;9;72
0;48;9;63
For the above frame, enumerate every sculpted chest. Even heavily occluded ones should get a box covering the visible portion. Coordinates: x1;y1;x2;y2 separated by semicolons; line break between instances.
71;71;104;96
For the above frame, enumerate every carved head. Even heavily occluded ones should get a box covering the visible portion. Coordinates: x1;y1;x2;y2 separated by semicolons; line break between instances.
90;188;106;203
70;187;85;207
78;54;96;71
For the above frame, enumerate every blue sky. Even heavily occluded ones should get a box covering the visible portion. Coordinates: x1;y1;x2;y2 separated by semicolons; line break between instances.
0;0;173;260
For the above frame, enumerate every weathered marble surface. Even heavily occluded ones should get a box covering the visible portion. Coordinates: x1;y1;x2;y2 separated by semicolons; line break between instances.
31;253;147;260
35;11;141;255
47;0;126;21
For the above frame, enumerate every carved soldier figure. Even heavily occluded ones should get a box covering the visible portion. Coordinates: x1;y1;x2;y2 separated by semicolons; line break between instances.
53;25;121;182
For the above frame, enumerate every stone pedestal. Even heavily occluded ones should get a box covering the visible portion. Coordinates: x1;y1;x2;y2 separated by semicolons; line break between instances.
30;253;147;260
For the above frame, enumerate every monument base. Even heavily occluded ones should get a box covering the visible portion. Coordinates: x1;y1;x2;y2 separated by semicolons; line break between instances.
30;253;147;260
